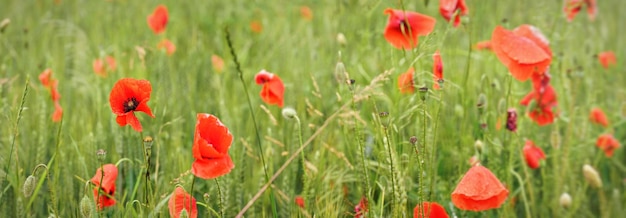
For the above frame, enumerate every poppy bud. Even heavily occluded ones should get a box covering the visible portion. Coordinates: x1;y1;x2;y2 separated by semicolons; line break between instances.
477;94;487;110
337;33;347;45
96;149;106;162
23;175;36;197
80;195;94;218
334;60;347;84
282;107;297;120
418;87;428;101
497;98;506;113
582;164;602;188
474;140;484;153
506;108;517;132
0;18;9;33
559;193;572;208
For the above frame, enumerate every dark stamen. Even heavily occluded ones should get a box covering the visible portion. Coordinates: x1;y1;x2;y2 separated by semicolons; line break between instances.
123;97;139;113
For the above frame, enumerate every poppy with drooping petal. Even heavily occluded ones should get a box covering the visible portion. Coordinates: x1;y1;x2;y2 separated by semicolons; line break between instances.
398;68;415;94
300;6;313;21
384;8;436;50
590;107;609;127
250;20;263;33
598;51;617;69
191;113;234;179
433;50;443;90
564;0;597;22
520;73;558;126
414;201;449;218
158;39;176;56
295;196;305;208
491;25;552;81
147;5;168;34
168;187;198;218
596;134;620;157
474;40;492;51
523;140;546;169
254;70;285;107
90;164;118;209
439;0;468;27
354;196;368;218
109;78;155;132
212;55;225;73
451;165;509;211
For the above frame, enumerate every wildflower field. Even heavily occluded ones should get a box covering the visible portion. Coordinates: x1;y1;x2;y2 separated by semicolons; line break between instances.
1;0;625;217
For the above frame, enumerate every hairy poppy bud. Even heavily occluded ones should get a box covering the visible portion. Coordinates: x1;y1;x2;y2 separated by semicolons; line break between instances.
477;94;487;110
337;33;347;45
282;107;297;120
334;60;347;84
559;193;572;208
80;195;94;218
23;175;36;197
144;136;153;157
474;140;484;153
583;164;602;188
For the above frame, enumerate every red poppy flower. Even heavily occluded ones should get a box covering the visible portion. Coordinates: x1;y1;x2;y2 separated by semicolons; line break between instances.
520;73;558;126
433;50;443;90
158;39;176;56
451;165;509;211
506;108;518;132
384;8;436;50
596;134;620;157
491;25;552;81
300;6;313;21
254;70;285;107
295;196;305;208
191;113;234;179
414;202;449;218
474;40;492;51
598;51;617;69
147;5;168;34
52;101;63;122
39;69;52;87
523;140;546;169
168;187;198;218
564;0;597;22
109;78;155;132
250;20;263;33
590;107;609;127
398;68;415;94
354;196;368;218
90;164;118;209
212;55;225;73
439;0;468;27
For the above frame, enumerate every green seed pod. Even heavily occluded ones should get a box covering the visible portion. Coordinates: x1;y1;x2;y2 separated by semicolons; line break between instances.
23;175;36;198
80;195;94;218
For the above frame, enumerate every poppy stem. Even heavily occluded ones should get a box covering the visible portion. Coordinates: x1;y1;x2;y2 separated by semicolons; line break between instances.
349;75;372;202
510;169;532;218
189;176;196;216
215;178;225;218
294;114;309;211
429;89;444;202
5;76;28;201
225;27;278;218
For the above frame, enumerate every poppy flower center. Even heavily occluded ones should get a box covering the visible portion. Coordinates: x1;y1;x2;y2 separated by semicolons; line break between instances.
124;97;139;113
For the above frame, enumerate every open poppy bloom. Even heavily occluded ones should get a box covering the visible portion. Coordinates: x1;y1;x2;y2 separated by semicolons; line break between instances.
451;165;509;211
564;0;597;22
90;164;118;209
589;107;609;127
354;196;368;218
439;0;468;27
147;5;168;34
398;67;415;94
300;6;313;21
254;70;285;107
474;40;492;51
295;196;305;208
520;73;558;126
191;113;234;179
433;50;443;90
414;202;449;218
598;51;617;69
211;54;225;73
523;140;546;169
596;134;620;157
491;25;552;81
384;9;436;50
158;39;176;56
168;187;198;218
109;78;155;132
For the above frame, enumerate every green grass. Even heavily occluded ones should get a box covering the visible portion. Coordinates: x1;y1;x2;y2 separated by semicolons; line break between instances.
1;0;625;217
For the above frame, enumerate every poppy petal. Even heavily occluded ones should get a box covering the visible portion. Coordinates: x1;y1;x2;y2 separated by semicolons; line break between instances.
414;201;449;218
451;165;509;211
191;156;234;179
168;187;198;218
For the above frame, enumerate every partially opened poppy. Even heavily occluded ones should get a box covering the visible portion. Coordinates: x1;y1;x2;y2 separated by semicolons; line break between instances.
491;25;552;81
433;50;443;90
90;164;118;209
564;0;597;22
439;0;468;27
398;67;415;94
354;196;368;218
157;39;176;56
168;187;198;218
596;134;621;157
384;9;436;50
523;140;546;169
211;54;225;73
414;202;449;218
254;70;285;107
474;40;492;51
109;78;155;132
191;113;234;179
598;51;617;69
451;165;509;211
147;5;168;34
589;107;609;127
520;73;558;126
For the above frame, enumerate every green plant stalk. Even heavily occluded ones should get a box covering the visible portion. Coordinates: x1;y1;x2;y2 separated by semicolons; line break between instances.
382;125;398;217
189;176;196;217
429;90;444;202
5;77;29;197
350;82;372;203
511;169;532;218
418;99;428;218
294;115;309;210
224;27;277;218
98;162;105;217
215;178;225;218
